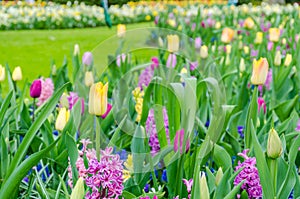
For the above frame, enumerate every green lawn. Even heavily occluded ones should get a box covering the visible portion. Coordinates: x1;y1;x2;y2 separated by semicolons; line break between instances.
0;22;154;91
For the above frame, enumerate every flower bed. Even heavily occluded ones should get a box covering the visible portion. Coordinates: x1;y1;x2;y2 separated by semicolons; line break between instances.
0;2;300;199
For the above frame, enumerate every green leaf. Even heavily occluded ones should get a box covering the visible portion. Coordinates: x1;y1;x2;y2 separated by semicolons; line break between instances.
122;190;137;199
224;180;245;199
213;144;232;171
245;86;258;149
65;132;79;186
0;90;13;126
250;120;274;199
274;95;299;121
0;138;59;198
215;168;231;199
3;83;69;182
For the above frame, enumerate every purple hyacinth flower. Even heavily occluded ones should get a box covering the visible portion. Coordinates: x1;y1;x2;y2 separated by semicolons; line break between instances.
237;126;244;138
234;149;262;199
295;119;300;132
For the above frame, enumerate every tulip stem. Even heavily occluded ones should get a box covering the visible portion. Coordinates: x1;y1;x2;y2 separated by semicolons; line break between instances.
270;158;278;195
32;98;35;122
95;116;100;160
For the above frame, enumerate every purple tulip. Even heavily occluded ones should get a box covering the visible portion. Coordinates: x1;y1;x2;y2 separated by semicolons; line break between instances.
267;42;273;51
195;37;202;49
166;54;177;68
190;61;198;71
174;129;190;154
30;79;42;98
101;103;112;119
82;52;93;66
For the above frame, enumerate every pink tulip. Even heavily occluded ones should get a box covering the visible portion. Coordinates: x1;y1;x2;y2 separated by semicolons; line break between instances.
101;103;112;119
174;129;190;153
166;54;177;68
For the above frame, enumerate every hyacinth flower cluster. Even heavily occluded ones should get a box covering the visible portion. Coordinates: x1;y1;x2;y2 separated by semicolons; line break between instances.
234;149;262;198
68;140;124;198
37;78;54;106
145;107;170;155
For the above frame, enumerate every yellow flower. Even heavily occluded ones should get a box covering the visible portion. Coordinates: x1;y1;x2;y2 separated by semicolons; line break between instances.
221;27;234;43
123;169;131;182
200;45;208;59
267;128;283;159
145;15;151;21
12;66;22;81
250;58;269;85
158;37;164;47
85;71;94;87
0;65;5;82
152;11;158;17
70;177;85;199
117;24;126;38
124;154;133;171
239;58;246;72
168;19;176;27
244;17;255;29
89;82;108;116
269;28;280;42
55;107;70;131
243;46;249;54
284;54;292;67
274;51;281;66
167;35;179;53
215;21;221;29
254;32;263;44
226;44;231;54
132;87;144;122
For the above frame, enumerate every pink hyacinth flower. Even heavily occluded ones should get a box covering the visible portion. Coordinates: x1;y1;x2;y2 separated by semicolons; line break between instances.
258;97;266;114
37;78;54;106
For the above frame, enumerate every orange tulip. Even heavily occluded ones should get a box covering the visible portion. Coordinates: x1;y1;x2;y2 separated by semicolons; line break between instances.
244;17;255;29
251;58;269;85
221;27;234;43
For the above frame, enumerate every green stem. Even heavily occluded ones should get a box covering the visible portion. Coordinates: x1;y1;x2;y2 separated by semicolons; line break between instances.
270;158;278;196
32;98;35;122
95;116;100;160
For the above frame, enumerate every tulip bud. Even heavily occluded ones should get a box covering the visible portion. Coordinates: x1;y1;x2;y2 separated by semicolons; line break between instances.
60;93;70;108
167;34;179;53
215;21;221;29
51;64;57;76
274;51;281;66
255;32;263;44
158;37;164;47
226;45;231;54
180;67;188;82
239;58;246;72
284;54;292;67
89;82;108;116
267;128;283;159
215;167;223;186
243;46;249;54
200;45;208;59
55;107;70;131
225;55;230;66
12;66;22;81
70;177;85;199
30;79;42;98
82;52;93;66
199;172;210;199
282;38;287;45
85;71;94;87
195;37;202;49
0;65;5;82
251;58;269;85
117;24;126;37
74;44;80;56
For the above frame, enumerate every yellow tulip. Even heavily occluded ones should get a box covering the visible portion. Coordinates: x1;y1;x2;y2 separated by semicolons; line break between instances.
284;54;292;67
200;45;208;59
244;17;255;29
269;28;280;42
12;66;22;81
274;51;281;66
255;32;263;44
117;24;126;38
0;65;5;82
89;82;108;116
85;71;94;87
250;58;269;85
55;107;70;131
221;27;234;43
239;58;246;72
267;128;282;159
243;46;249;54
167;35;179;53
215;21;221;29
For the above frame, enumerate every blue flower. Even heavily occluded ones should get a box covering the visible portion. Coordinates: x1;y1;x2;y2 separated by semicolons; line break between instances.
237;126;244;138
161;169;167;183
144;184;150;193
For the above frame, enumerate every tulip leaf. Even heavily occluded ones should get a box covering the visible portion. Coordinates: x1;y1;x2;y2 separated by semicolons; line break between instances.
0;90;13;127
213;144;232;171
224;180;245;199
274;95;299;122
245;86;258;149
0;138;59;198
3;83;69;182
65;132;79;186
122;190;137;199
250;120;274;199
215;168;231;199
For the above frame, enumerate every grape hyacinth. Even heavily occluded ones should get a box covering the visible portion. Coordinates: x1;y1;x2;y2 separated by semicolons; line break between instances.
234;149;262;199
146;107;170;155
37;78;54;106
